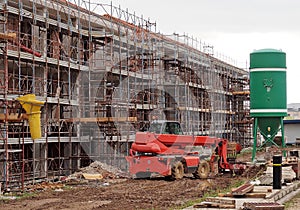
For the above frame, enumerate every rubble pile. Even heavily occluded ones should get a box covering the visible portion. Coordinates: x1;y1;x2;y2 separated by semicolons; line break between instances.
241;164;266;179
67;161;129;181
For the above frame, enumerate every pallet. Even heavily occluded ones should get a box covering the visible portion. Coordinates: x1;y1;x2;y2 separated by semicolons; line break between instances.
242;202;284;210
232;182;254;196
194;197;235;209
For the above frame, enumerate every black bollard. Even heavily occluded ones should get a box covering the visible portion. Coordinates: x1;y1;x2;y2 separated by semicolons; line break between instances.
273;155;282;189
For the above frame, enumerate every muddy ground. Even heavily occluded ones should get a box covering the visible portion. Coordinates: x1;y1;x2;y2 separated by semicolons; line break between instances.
0;150;266;210
0;175;244;210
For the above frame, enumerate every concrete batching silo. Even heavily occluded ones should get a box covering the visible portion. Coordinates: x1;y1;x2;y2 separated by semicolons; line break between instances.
250;49;287;161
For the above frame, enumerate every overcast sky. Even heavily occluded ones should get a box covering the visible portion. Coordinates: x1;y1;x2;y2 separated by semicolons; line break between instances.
91;0;300;104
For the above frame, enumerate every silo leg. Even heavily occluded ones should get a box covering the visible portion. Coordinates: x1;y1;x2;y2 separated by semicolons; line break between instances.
252;118;258;162
280;117;286;157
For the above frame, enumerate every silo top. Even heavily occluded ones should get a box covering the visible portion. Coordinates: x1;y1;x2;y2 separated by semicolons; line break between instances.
250;48;286;69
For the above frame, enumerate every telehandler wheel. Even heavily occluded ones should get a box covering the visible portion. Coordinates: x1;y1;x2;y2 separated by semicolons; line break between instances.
171;161;184;180
193;160;210;179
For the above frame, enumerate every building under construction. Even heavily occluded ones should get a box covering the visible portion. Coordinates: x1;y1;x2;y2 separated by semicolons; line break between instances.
0;0;251;190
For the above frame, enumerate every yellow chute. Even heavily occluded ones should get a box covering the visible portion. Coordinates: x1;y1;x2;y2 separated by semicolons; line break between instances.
16;94;44;140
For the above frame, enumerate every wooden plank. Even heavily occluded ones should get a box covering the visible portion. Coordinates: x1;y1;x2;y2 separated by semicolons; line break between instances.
232;91;250;95
65;117;137;123
206;197;235;205
0;113;27;121
216;204;235;208
243;202;284;210
218;192;233;197
0;32;17;40
82;173;103;180
196;201;235;209
193;202;209;208
244;192;267;198
97;117;137;122
232;182;254;196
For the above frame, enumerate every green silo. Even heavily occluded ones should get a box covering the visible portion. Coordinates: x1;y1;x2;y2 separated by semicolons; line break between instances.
249;49;287;161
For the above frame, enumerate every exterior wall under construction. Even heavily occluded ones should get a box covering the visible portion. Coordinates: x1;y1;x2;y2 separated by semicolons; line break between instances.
0;0;251;190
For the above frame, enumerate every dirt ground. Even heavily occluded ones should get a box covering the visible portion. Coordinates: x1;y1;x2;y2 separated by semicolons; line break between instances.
0;175;241;210
0;151;265;210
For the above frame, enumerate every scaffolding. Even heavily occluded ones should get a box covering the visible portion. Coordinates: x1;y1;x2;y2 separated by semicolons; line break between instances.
0;0;251;190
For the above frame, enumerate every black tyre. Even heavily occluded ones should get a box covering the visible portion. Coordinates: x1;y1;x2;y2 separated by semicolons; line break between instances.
171;161;184;180
193;160;210;179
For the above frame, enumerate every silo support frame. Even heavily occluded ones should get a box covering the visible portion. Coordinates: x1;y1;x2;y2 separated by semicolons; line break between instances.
252;117;286;161
280;119;286;157
252;118;258;161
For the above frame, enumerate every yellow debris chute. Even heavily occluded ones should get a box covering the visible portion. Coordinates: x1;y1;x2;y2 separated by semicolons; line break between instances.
17;94;44;140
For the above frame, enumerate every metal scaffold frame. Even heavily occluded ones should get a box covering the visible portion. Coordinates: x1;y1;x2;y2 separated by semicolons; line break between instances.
0;0;251;191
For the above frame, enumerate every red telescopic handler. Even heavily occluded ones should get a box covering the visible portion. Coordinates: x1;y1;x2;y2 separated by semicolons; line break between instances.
126;121;246;179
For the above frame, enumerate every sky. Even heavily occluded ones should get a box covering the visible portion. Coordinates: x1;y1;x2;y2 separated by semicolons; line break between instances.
91;0;300;104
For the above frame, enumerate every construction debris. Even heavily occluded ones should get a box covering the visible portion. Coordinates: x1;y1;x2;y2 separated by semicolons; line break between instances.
192;181;298;209
242;202;284;210
82;173;103;180
67;161;128;182
284;155;300;179
193;197;235;209
232;182;254;196
25;182;65;192
265;166;296;183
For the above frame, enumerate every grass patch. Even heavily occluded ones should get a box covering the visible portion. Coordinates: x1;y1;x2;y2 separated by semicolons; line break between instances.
1;184;72;201
0;191;37;201
17;191;37;199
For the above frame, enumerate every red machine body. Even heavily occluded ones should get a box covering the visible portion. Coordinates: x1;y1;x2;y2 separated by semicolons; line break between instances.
126;121;244;179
